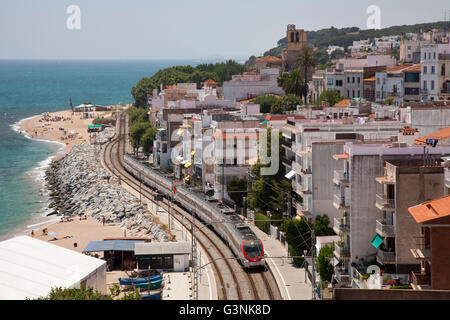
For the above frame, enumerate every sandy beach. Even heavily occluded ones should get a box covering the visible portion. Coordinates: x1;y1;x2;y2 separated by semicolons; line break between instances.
19;108;123;157
19;105;130;253
30;216;125;254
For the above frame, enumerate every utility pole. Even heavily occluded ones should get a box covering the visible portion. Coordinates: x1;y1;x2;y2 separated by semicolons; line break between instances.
287;190;292;220
191;216;199;300
311;228;317;300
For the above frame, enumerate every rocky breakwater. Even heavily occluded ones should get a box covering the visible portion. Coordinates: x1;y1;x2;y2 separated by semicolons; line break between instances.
45;128;169;241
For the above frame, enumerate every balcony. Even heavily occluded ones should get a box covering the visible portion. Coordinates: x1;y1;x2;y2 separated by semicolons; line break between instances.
335;267;351;286
333;170;349;186
282;157;294;167
376;219;396;237
411;272;431;290
292;161;302;174
375;194;395;211
376;248;396;265
333;217;350;235
334;242;350;260
281;139;292;149
333;194;350;210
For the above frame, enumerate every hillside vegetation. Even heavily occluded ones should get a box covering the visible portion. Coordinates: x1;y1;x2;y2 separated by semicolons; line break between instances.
246;21;450;67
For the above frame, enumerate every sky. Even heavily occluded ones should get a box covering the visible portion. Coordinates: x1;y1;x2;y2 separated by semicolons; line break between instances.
0;0;449;60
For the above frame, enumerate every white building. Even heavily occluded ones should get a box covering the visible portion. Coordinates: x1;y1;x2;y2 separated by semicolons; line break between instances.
375;65;412;105
421;43;450;101
0;236;107;300
223;68;284;101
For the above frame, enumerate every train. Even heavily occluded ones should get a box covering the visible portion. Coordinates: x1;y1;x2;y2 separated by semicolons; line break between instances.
123;154;265;269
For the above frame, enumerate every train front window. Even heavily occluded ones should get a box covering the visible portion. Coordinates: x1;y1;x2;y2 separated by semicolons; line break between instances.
243;241;263;259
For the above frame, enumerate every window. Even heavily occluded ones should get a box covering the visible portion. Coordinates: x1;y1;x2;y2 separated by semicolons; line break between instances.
357;77;361;84
352;77;355;83
357;90;360;97
423;80;427;90
405;88;419;95
433;52;436;59
347;77;350;83
431;80;435;90
352;90;355;97
423;66;427;74
377;78;380;84
290;32;294;43
377;91;381;98
347;90;350;97
431;66;435;74
405;72;419;83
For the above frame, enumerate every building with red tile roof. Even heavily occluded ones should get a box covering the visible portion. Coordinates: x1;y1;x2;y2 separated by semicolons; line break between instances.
414;127;450;145
408;195;450;290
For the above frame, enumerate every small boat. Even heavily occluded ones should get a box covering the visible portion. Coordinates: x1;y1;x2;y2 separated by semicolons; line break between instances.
119;275;162;286
141;291;161;301
134;279;163;290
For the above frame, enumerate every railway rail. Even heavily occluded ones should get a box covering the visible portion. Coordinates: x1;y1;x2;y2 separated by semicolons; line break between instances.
102;111;280;300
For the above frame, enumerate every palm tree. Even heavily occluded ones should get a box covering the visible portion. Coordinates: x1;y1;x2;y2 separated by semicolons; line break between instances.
277;70;306;98
296;45;316;104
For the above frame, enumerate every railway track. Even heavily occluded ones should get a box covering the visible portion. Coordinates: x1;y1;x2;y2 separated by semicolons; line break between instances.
102;111;280;300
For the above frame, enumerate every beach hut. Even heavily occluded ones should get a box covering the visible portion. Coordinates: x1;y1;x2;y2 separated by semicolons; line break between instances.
83;238;146;270
134;241;191;272
0;236;107;300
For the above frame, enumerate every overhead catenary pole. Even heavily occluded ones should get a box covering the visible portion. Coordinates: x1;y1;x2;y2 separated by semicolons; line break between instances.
311;228;316;300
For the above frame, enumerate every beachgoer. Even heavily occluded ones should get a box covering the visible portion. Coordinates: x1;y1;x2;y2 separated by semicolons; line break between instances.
31;230;34;237
102;216;105;226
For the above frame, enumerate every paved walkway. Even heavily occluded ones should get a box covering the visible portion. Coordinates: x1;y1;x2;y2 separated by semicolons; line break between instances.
249;225;313;300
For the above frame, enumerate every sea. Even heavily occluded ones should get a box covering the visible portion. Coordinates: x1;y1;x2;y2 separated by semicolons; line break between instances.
0;59;203;240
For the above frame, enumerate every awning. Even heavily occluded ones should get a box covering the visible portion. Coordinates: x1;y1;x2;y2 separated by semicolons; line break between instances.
371;234;384;249
184;162;192;168
285;170;296;180
82;240;146;253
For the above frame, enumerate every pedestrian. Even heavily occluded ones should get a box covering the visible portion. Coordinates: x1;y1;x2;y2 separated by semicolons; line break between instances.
102;216;105;226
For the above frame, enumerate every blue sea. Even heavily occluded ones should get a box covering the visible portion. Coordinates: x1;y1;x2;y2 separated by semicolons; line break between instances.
0;59;202;240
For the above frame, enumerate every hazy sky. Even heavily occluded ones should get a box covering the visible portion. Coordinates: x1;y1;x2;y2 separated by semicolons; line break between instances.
0;0;449;60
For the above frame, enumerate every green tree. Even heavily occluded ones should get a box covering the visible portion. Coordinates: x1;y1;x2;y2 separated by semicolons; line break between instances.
128;106;149;125
254;95;278;114
385;97;395;105
316;244;334;283
140;127;158;157
270;94;302;114
255;213;270;234
314;215;335;236
318;90;345;106
130;122;151;155
277;71;306;98
226;178;248;208
295;45;317;104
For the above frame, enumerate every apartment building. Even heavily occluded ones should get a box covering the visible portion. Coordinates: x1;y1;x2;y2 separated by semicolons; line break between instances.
325;68;345;97
223;68;284;101
282;118;404;221
421;43;450;101
211;120;261;201
309;70;326;104
438;52;450;101
332;142;450;288
408;195;450;290
375;65;413;104
403;64;421;103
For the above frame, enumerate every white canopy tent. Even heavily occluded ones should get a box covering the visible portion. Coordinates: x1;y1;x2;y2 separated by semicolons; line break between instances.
0;236;106;300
